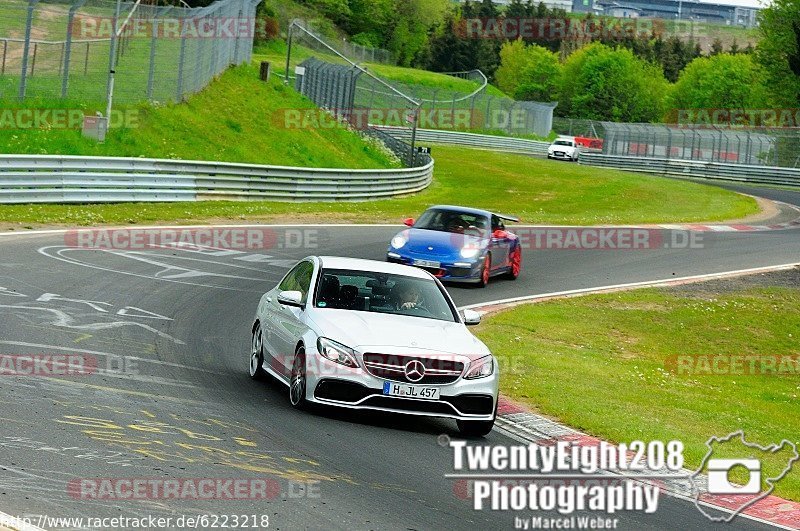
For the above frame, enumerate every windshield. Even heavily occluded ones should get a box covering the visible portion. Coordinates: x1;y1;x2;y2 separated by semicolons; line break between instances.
413;208;489;235
314;268;458;322
553;140;573;146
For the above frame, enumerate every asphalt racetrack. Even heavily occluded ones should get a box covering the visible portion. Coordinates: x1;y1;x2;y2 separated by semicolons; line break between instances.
0;184;797;530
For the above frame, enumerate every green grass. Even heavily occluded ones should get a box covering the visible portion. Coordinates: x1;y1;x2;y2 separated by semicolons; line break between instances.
474;285;800;501
0;145;757;226
0;63;397;170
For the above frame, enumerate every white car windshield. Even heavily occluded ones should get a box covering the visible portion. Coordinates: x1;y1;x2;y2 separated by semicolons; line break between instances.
315;268;458;322
553;140;573;146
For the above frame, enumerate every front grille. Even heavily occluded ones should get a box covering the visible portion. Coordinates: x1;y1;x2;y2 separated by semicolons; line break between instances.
363;396;456;415
363;353;464;385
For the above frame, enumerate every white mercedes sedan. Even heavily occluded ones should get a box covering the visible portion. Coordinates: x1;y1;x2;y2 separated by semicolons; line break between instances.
250;256;499;436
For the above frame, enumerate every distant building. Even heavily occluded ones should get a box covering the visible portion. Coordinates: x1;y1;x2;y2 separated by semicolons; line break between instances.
458;0;574;12
591;0;762;27
458;0;762;26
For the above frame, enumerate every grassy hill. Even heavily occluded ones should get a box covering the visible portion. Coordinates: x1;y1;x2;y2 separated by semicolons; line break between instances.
0;64;398;169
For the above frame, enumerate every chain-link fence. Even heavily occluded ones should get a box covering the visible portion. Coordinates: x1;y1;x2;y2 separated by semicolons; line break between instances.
552;117;602;138
286;20;425;167
601;122;800;168
1;0;259;104
388;71;556;139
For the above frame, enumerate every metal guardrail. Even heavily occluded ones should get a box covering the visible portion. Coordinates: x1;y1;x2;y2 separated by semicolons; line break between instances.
0;154;434;204
374;126;550;156
579;153;800;188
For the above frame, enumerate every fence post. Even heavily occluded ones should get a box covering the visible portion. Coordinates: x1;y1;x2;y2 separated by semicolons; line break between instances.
62;0;86;99
284;22;294;84
147;8;170;100
176;32;187;101
1;40;6;76
18;0;38;100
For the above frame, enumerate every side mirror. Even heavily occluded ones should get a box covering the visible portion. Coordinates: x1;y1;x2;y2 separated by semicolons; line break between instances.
277;290;304;308
462;309;482;326
403;217;415;227
492;229;507;239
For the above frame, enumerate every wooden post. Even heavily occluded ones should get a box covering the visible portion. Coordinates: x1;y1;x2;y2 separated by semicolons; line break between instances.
259;61;271;82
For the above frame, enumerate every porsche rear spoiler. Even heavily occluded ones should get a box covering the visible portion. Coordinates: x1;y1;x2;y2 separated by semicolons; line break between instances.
495;213;520;223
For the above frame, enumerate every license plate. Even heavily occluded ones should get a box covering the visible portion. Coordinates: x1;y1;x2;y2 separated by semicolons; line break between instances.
383;381;440;400
555;151;564;156
413;259;440;268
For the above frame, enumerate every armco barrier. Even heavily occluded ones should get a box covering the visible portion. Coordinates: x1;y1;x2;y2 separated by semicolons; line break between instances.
374;126;550;156
0;155;434;204
579;153;800;188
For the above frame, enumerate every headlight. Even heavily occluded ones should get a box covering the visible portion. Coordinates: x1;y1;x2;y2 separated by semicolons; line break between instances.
316;337;359;368
464;355;494;379
391;233;408;249
460;247;480;259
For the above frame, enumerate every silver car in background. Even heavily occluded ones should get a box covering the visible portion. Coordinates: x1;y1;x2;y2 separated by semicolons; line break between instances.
250;256;499;436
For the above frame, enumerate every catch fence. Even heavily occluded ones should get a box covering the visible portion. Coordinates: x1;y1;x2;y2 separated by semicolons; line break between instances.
0;0;259;103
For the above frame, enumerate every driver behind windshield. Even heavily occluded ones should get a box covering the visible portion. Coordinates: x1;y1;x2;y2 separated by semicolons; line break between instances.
395;282;422;310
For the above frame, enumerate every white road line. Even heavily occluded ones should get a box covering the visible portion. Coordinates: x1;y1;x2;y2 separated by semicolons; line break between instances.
461;262;800;312
0;223;401;238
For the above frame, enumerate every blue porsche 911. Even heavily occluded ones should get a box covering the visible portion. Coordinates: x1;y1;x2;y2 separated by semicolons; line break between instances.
386;205;522;287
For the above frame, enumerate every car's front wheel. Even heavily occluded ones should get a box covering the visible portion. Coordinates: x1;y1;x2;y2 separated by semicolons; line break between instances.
457;417;495;437
505;246;521;280
478;254;491;288
289;346;307;409
249;323;266;380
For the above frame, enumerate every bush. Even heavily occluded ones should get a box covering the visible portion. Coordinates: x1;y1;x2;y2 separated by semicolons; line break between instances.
558;43;668;122
495;40;561;102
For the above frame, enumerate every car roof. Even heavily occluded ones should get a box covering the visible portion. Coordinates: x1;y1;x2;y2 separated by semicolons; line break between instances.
426;205;491;218
317;256;431;279
425;205;518;223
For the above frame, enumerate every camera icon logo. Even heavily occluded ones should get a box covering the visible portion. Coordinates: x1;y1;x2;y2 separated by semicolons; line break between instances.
706;458;761;494
691;431;799;523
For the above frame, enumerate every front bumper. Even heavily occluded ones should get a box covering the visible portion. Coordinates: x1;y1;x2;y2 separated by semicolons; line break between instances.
305;349;499;421
386;251;482;283
548;150;576;160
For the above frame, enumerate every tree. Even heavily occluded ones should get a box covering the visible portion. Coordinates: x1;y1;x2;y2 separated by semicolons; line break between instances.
669;53;769;112
427;13;474;71
756;0;800;106
558;43;668;122
386;0;449;66
729;38;740;54
505;0;528;19
710;38;724;56
495;40;562;101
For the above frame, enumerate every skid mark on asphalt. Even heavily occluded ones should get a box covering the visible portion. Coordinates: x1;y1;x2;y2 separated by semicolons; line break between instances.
0;285;185;348
38;246;287;292
0;378;355;524
0;305;185;345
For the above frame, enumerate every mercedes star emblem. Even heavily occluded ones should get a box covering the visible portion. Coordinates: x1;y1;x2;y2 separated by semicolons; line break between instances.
404;360;426;382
